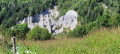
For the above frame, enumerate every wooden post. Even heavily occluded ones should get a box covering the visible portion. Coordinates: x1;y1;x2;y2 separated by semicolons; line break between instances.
11;37;16;54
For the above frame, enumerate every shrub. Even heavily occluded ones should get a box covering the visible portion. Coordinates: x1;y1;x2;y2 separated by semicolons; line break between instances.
108;14;120;27
26;26;52;40
71;25;87;37
4;23;30;40
69;18;101;37
100;13;111;27
69;24;93;37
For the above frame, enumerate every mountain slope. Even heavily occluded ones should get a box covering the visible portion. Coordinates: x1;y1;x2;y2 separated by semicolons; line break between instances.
0;0;120;29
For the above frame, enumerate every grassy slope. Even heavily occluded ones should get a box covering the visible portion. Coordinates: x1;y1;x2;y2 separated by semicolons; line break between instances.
12;27;120;54
1;27;120;54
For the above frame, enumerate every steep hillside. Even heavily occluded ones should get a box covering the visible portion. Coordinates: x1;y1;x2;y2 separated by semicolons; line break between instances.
0;0;119;29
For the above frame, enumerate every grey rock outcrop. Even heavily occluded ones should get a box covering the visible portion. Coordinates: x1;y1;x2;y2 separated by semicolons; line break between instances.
17;6;59;33
17;6;78;35
52;10;78;35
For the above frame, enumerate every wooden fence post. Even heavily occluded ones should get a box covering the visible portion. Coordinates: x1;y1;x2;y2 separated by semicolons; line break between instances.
11;37;16;54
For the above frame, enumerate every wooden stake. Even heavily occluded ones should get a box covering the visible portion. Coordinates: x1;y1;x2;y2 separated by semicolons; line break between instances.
11;37;16;54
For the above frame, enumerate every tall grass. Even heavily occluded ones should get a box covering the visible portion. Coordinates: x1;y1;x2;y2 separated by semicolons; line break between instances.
15;27;120;54
0;41;13;54
1;27;120;54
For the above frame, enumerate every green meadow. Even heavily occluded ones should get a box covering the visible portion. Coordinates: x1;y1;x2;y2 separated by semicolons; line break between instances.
1;27;120;54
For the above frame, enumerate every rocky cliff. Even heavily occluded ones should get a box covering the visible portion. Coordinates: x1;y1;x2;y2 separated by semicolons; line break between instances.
17;6;78;35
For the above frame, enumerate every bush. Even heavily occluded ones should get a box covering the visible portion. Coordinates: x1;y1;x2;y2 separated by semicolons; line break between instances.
69;24;93;37
4;23;30;40
69;17;102;37
71;26;87;37
108;14;120;27
26;26;52;40
100;13;111;27
69;13;119;37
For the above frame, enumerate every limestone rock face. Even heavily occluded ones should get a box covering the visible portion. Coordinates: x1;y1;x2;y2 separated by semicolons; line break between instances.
17;6;59;33
52;10;78;35
17;6;78;35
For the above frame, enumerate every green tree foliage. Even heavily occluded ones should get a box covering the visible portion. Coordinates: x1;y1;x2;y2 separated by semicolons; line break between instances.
0;0;119;28
57;0;104;24
0;0;57;29
100;13;111;27
70;13;120;37
57;0;120;23
96;0;103;2
58;0;120;37
108;14;120;26
70;22;97;37
26;26;52;40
